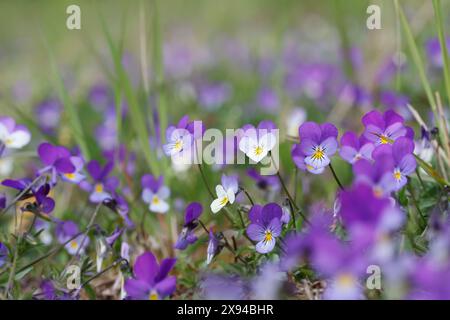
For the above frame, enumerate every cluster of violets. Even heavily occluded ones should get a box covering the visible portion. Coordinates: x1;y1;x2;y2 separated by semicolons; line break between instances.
1;31;450;300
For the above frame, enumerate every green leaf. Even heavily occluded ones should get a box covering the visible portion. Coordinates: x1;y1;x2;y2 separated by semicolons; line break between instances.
414;155;449;186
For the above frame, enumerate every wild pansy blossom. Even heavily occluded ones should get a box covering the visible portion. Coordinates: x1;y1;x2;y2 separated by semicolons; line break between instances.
125;251;176;300
197;82;231;111
141;174;170;214
292;121;338;174
34;98;62;135
0;116;31;153
339;131;374;164
175;202;203;250
0;242;8;268
55;220;89;255
207;228;222;265
210;174;238;214
163;115;195;157
238;120;277;163
38;142;76;185
246;203;282;254
247;168;280;192
80;160;118;203
60;156;85;184
372;137;417;192
362;109;413;146
30;183;55;215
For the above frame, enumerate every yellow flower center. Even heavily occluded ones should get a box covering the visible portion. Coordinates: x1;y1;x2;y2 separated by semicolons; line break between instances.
306;164;315;171
379;134;394;145
219;196;229;206
4;137;13;146
174;139;183;151
70;241;78;249
65;172;76;179
312;146;325;161
393;170;402;181
336;273;355;288
254;146;263;156
152;196;160;205
373;187;383;198
95;183;103;193
264;230;273;242
148;291;159;300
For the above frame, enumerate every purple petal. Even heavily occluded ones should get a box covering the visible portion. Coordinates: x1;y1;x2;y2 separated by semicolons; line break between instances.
362;110;384;130
155;276;177;298
340;131;359;148
41;197;55;214
392;137;414;163
299;138;316;156
261;203;282;225
54;158;76;174
246;223;266;242
124;279;151;300
2;179;26;190
299;121;321;143
320;123;338;141
133;252;159;284
248;205;263;223
339;146;358;163
185;202;203;224
155;258;176;283
267;218;282;237
38;142;58;165
87;160;102;181
399;154;416;175
383;109;404;127
321;137;338;157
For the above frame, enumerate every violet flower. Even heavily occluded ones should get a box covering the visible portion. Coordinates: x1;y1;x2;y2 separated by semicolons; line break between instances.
362;109;413;145
372;137;417;192
125;251;176;300
246;203;282;254
239;121;277;163
247;168;280;192
80;160;119;203
34;98;62;135
175;202;203;250
31;183;55;215
55;220;89;255
339;131;374;164
207;228;222;265
0;116;31;153
0;242;8;268
37;142;76;185
163;115;195;157
197;82;231;111
141;174;170;214
292;121;338;174
210;174;238;214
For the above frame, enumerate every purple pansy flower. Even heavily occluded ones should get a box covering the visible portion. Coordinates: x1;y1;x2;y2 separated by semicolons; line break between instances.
247;168;280;191
197;82;231;111
31;183;55;215
38;142;76;185
372;137;417;192
292;121;338;174
125;251;176;300
256;87;279;114
175;202;203;250
0;242;8;268
80;160;119;203
141;174;170;214
55;221;89;255
163;115;196;157
246;203;282;254
339;131;374;164
362;109;413;146
425;37;450;68
34;98;62;135
0;116;31;152
206;228;222;265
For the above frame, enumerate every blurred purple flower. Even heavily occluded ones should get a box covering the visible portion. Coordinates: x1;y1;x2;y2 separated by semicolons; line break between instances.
38;142;76;185
80;160;118;203
175;202;203;250
141;174;170;214
125;251;176;300
339;131;374;164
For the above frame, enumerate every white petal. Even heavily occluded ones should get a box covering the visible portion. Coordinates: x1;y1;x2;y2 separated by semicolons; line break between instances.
239;136;257;155
142;189;154;203
150;199;169;213
259;133;277;153
227;188;235;204
210;198;225;214
157;186;170;200
215;185;227;198
5;130;31;149
256;238;276;254
0;123;9;141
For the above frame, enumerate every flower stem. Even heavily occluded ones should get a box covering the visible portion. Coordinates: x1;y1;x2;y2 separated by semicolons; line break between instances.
239;187;255;206
329;163;344;191
197;163;214;199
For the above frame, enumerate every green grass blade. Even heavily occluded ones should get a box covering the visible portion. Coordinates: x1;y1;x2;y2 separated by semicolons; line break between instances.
43;37;91;160
395;1;438;113
432;0;450;111
99;13;160;176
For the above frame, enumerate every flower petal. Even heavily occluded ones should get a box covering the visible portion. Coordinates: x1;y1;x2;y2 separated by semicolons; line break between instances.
256;237;276;254
246;223;266;242
134;252;159;284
